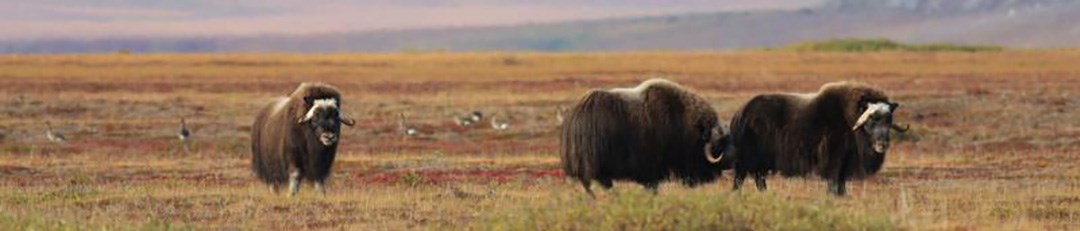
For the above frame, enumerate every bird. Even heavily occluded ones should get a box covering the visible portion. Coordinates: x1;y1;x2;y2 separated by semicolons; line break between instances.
490;113;509;131
45;122;66;143
178;118;191;142
454;111;483;127
398;113;420;137
555;106;567;125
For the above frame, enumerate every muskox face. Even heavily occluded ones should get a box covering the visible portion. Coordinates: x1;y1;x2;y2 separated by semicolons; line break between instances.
298;98;355;146
852;101;899;155
704;124;732;164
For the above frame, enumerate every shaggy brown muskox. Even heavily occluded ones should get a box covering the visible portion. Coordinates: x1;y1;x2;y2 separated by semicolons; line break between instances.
728;81;906;196
560;79;731;196
251;82;355;196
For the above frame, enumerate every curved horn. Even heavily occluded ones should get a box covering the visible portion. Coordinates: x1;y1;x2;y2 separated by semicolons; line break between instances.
705;146;725;163
891;123;910;132
704;127;726;163
852;103;888;131
298;114;313;124
341;115;355;126
298;107;317;124
337;109;355;127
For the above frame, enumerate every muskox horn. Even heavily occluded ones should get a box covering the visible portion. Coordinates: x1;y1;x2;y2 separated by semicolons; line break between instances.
891;123;910;132
704;127;725;163
340;113;356;127
298;115;313;124
852;102;890;131
298;98;339;124
705;148;725;163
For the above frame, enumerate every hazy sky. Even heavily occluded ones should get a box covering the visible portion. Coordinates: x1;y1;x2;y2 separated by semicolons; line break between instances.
0;0;826;40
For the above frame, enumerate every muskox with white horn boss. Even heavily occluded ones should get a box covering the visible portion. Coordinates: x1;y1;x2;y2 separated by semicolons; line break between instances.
560;78;732;196
251;82;356;196
728;81;906;196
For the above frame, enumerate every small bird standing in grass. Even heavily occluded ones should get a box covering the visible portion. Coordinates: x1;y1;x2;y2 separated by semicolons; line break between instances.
45;122;66;143
454;111;483;127
555;106;566;125
178;118;191;142
178;118;192;153
399;113;420;138
490;113;510;131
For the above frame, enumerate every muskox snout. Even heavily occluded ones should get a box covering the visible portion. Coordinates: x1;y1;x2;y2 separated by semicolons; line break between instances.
872;141;889;154
319;132;338;146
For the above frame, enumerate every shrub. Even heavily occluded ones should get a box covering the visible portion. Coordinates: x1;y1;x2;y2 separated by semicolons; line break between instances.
779;38;1002;52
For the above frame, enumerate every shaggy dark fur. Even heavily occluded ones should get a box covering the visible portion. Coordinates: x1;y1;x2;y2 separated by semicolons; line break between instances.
251;82;354;196
729;81;900;196
560;79;731;196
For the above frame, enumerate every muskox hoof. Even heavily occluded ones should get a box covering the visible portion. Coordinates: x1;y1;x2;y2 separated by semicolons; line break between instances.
643;182;659;195
732;171;747;191
828;181;847;196
315;181;327;196
754;173;768;191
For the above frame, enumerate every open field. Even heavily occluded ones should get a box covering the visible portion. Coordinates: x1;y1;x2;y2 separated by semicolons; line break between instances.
0;51;1078;230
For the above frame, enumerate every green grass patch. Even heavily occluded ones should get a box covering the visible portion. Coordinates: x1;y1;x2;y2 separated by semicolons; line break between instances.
0;212;193;231
477;190;896;231
777;38;1003;52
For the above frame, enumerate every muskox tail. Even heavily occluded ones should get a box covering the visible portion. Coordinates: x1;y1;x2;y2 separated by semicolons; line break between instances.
727;108;750;162
727;101;773;174
560;91;631;183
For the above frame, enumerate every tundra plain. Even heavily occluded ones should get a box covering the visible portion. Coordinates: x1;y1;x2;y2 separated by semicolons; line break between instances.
0;52;1078;230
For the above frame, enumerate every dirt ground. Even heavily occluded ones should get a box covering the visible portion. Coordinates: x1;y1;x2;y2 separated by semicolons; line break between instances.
0;52;1078;229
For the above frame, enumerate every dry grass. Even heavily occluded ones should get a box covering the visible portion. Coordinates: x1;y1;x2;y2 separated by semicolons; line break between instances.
0;51;1078;230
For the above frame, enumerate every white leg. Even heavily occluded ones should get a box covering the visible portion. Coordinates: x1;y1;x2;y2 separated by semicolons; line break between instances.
268;184;279;194
315;181;327;196
288;171;301;197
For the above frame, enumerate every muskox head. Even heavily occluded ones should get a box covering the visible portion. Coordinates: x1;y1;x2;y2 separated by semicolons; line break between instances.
297;97;356;146
704;124;732;164
851;100;900;155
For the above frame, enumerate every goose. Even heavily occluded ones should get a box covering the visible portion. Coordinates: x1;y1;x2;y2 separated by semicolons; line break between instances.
555;106;566;125
399;113;420;137
178;118;191;142
454;111;483;127
45;122;66;143
490;113;509;131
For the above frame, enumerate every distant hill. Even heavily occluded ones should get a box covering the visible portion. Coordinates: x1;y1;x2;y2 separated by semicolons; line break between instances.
3;0;1078;53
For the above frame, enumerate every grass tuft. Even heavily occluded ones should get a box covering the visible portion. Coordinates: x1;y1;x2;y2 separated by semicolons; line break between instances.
477;190;896;231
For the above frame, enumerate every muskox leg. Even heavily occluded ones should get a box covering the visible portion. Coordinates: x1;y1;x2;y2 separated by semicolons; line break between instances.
598;179;614;190
579;179;596;198
754;172;768;191
288;171;301;197
642;181;659;195
268;184;280;194
315;180;327;196
732;170;747;191
828;175;847;196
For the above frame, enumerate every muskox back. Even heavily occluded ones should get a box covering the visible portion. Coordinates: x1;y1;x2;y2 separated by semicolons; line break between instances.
560;79;730;196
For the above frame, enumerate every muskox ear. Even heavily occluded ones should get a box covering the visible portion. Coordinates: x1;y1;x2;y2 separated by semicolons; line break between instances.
857;96;870;110
888;102;900;112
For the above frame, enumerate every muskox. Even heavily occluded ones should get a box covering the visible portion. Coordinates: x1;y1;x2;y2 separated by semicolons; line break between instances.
251;83;355;196
560;79;731;196
727;82;905;196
